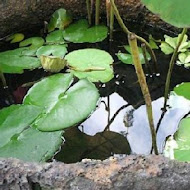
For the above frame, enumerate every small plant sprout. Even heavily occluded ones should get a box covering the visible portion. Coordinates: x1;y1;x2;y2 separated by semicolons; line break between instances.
128;33;158;155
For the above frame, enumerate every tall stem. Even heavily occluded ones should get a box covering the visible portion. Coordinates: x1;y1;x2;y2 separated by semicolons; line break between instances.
0;69;7;88
163;28;187;110
109;2;114;40
95;0;100;25
106;0;110;26
110;0;158;73
86;0;92;25
128;33;158;155
141;43;151;75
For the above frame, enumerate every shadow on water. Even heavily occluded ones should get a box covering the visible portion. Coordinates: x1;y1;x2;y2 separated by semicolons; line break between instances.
1;22;190;163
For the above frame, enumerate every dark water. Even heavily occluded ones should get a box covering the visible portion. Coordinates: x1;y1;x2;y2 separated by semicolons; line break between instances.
1;22;190;163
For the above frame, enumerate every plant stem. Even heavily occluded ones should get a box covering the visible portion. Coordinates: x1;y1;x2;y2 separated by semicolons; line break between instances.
163;28;187;110
106;0;110;26
86;0;92;25
128;33;158;155
110;0;158;73
141;43;151;75
95;0;100;25
109;2;114;41
0;68;7;88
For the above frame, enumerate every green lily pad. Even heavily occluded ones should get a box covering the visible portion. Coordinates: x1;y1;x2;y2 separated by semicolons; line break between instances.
173;117;190;161
24;73;99;131
40;55;67;72
141;0;190;28
0;104;42;148
174;82;190;100
36;45;67;58
19;37;45;49
6;33;24;43
48;8;72;32
117;45;151;65
65;49;114;83
46;30;65;44
0;127;63;162
0;48;41;73
63;19;108;43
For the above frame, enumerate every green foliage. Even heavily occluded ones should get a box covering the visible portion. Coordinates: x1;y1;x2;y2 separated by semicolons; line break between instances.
6;33;25;43
65;49;114;82
19;37;45;49
0;105;62;162
46;30;65;43
48;8;73;32
141;0;190;28
63;19;108;43
0;48;41;73
174;82;190;100
117;45;151;65
24;73;100;131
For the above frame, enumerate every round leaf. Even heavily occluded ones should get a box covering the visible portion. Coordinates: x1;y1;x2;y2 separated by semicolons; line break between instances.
19;37;44;49
35;79;100;131
65;49;114;83
6;33;24;43
141;0;190;28
63;19;108;43
46;30;65;43
174;82;190;100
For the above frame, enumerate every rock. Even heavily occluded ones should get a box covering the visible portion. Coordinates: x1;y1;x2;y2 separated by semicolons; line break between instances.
1;155;190;189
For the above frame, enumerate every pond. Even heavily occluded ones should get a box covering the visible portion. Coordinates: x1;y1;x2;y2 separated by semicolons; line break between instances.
1;9;190;163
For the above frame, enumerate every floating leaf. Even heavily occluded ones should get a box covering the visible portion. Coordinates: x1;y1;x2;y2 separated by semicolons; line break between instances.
36;45;67;58
141;0;190;28
0;104;42;148
174;82;190;100
24;74;100;131
40;55;67;72
46;30;65;43
48;8;72;32
172;117;190;161
65;49;114;82
117;45;151;65
177;52;190;68
63;19;108;43
6;33;24;43
19;37;45;49
0;48;41;73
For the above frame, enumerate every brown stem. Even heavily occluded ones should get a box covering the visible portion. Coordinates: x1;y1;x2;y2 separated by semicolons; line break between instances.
128;33;158;155
95;0;100;25
110;0;158;73
163;28;187;110
109;2;114;40
86;0;92;25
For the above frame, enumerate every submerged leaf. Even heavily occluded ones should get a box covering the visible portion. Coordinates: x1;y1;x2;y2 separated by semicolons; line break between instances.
40;55;67;72
65;48;114;82
117;45;151;65
19;37;45;49
63;19;108;43
6;33;24;43
48;8;72;32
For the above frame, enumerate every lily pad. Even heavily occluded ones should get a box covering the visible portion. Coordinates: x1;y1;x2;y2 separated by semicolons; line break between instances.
65;48;114;83
36;45;67;58
6;33;24;43
141;0;190;28
0;104;42;148
46;30;65;43
19;37;45;49
0;48;41;73
48;8;72;32
63;19;108;43
117;45;151;65
173;117;190;161
24;73;99;131
174;82;190;100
